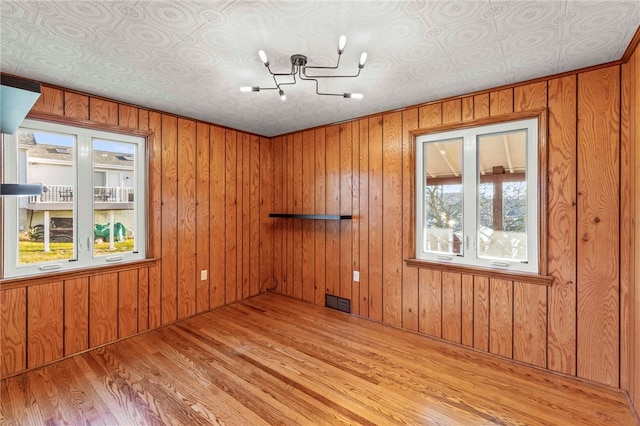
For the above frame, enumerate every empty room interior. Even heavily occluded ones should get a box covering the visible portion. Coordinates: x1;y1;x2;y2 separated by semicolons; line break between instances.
2;1;640;424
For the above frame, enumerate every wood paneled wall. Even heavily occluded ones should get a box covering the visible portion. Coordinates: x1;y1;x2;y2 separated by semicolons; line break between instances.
1;86;274;377
269;65;627;388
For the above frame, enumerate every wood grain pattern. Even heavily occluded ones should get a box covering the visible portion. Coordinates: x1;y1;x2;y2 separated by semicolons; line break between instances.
441;272;462;343
620;60;631;393
118;269;138;339
259;136;275;297
630;46;640;411
225;129;238;304
177;118;197;319
249;134;261;298
461;274;474;347
1;287;26;376
89;273;118;348
240;134;250;300
302;130;316;303
196;122;210;313
547;75;577;376
89;98;118;125
368;117;383;321
473;93;490;119
293;132;303;300
325;125;340;297
147;111;162;261
273;137;285;298
118;104;138;129
489;88;513;116
210;125;226;308
382;112;402;326
284;135;293;297
514;82;547;112
138;109;149;131
64;278;89;356
513;282;547;368
27;281;63;368
419;104;442;127
339;123;353;301
442;99;462;124
31;86;64;115
419;268;442;337
148;263;161;330
63;92;89;120
314;128;327;306
138;267;149;332
350;124;361;315
489;278;513;359
161;114;178;324
357;120;369;315
2;293;636;426
473;276;490;352
461;96;474;122
402;108;419;331
576;66;620;387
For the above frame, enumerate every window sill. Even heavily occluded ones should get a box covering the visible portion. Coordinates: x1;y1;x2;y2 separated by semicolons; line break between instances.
404;258;554;286
0;258;160;289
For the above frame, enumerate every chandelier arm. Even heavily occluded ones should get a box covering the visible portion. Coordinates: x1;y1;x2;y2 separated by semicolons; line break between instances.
302;67;362;79
298;70;345;97
302;54;342;71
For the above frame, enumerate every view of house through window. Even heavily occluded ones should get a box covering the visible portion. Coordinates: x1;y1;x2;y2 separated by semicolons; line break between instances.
415;117;539;273
3;119;146;278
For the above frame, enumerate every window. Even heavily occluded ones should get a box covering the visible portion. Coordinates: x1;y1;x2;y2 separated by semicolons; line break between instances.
3;119;146;278
415;117;539;273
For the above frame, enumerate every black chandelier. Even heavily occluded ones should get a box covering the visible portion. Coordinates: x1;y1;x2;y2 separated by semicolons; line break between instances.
241;35;367;101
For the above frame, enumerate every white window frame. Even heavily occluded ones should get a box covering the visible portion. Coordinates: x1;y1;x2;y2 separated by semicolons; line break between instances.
415;117;539;274
3;118;147;278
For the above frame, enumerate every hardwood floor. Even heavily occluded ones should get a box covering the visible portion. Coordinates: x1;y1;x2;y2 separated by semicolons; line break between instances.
1;292;637;425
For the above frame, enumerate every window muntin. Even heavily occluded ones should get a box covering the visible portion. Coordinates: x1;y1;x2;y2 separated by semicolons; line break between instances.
416;117;538;273
3;119;146;278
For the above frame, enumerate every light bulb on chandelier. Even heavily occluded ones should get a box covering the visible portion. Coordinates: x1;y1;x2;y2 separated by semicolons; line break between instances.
240;35;367;101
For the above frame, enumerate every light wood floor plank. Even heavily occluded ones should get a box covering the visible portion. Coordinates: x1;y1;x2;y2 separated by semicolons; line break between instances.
1;293;636;425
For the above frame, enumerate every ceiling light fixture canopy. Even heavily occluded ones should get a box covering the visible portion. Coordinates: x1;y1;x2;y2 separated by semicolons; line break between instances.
241;35;367;100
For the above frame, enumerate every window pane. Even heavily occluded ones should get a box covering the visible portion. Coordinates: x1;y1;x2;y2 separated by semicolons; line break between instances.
17;129;75;265
477;130;527;261
93;139;136;257
423;138;463;255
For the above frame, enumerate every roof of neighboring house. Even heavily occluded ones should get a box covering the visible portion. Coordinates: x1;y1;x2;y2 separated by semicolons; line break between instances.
20;131;134;168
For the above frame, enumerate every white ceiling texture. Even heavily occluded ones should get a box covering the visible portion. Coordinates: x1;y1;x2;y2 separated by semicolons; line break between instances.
2;1;639;137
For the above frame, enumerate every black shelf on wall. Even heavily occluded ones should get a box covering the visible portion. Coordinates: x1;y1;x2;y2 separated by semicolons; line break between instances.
269;213;352;220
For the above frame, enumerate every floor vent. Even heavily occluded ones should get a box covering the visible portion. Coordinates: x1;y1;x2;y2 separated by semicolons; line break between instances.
325;294;351;314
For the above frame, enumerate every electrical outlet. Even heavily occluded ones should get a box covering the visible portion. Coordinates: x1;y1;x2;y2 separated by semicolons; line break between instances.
353;271;360;282
201;270;208;281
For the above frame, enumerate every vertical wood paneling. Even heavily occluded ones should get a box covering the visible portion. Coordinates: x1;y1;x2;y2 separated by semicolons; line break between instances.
514;282;547;368
147;112;162;329
241;134;250;299
620;60;631;393
442;99;462;124
547;75;577;376
419;104;442;127
196;122;210;313
489;278;513;358
314;129;326;305
118;104;138;129
249;134;261;297
473;276;490;351
284;135;293;296
358;119;369;316
161;114;178;324
138;267;149;332
259;136;275;295
514;82;547;112
118;270;138;338
630;46;640;410
89;98;118;125
177;118;197;319
325;125;340;297
148;264;161;329
489;88;513;116
302;130;316;303
382;112;402;326
138;109;149;131
419;268;442;337
473;93;490;119
1;288;26;376
577;66;620;387
339;123;353;302
293;132;303;300
441;272;462;343
273;137;285;298
225;129;238;304
461;96;474;121
63;92;88;120
31;86;64;115
461;274;474;347
210;125;226;308
351;123;361;315
64;278;89;356
402;108;419;331
89;273;118;348
27;281;63;368
368;116;383;321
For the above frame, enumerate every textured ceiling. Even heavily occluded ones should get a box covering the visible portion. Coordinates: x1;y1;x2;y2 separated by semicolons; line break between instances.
1;1;639;137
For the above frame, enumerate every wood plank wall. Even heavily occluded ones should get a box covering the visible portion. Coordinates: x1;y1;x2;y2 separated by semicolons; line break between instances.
270;64;628;388
0;87;274;377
